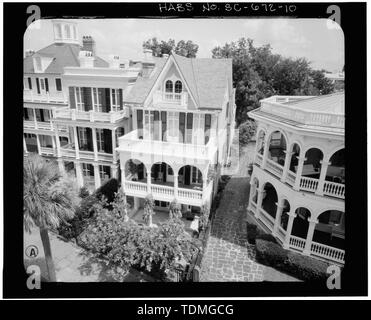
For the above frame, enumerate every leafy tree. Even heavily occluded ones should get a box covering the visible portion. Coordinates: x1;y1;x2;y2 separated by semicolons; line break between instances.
239;119;257;146
198;203;210;232
143;194;155;227
143;37;199;58
111;189;131;222
169;199;182;220
212;38;335;125
24;155;79;281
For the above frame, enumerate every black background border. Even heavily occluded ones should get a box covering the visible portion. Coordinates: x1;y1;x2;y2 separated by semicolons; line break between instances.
3;2;367;298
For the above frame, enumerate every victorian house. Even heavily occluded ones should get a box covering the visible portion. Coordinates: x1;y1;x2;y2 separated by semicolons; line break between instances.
117;52;236;216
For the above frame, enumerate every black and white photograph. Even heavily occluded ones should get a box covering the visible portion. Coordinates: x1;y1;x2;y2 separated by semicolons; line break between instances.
1;1;368;302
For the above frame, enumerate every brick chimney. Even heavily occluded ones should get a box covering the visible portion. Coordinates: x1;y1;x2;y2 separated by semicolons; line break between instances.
82;35;96;56
141;49;155;77
25;49;35;57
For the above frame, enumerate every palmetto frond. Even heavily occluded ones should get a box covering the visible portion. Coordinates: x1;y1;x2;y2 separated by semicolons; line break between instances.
23;154;78;232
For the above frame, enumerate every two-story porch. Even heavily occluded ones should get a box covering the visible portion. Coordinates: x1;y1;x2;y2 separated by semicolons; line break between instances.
117;129;216;210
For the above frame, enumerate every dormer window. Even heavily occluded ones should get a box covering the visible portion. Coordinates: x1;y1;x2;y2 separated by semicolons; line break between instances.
165;80;173;93
55;24;62;39
175;80;183;93
64;24;71;39
35;57;42;71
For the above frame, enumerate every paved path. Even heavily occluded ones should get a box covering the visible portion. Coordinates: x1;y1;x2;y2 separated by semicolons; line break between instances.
24;227;155;282
200;142;299;282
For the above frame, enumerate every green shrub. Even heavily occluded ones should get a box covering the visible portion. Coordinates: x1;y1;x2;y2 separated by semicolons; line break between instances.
255;239;288;269
79;186;90;198
239;119;257;146
246;223;258;244
256;233;278;244
284;251;329;281
255;239;331;281
95;178;119;204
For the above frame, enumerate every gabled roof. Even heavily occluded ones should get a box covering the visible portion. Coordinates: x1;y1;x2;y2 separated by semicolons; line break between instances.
23;43;109;74
284;91;344;114
124;53;233;110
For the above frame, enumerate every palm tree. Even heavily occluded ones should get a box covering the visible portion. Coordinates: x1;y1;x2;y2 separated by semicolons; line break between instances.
23;154;79;281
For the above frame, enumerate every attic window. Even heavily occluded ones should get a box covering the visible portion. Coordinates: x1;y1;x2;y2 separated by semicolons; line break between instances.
175;80;182;93
56;24;62;39
165;80;173;93
35;57;42;71
64;25;71;38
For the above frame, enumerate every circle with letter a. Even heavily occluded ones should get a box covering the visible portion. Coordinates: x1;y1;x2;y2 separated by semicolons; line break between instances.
25;245;39;258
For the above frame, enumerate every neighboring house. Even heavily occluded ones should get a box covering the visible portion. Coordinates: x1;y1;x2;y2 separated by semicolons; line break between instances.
23;20;140;191
247;92;345;265
117;52;236;215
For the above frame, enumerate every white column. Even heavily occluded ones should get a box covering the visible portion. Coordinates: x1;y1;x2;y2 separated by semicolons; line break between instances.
146;165;151;193
303;218;318;255
36;134;41;155
75;161;84;188
93;164;101;189
255;187;265;219
294;155;307;190
174;174;179;199
92;127;98;161
283;211;297;249
111;128;117;163
33;108;38;129
73;126;80;159
133;197;140;211
111;165;118;179
281;151;294;182
261;135;270;169
23;136;28;154
247;180;255;212
54;126;61;157
315;160;331;196
272;201;284;236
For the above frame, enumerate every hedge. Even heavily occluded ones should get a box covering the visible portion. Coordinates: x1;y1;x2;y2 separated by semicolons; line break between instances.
95;178;119;204
255;239;331;281
246;222;278;245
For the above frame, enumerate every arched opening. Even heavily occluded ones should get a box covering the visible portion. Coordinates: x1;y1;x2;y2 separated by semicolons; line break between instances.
151;162;174;186
165;80;173;93
326;148;345;184
261;182;278;219
291;207;311;239
175;80;183;93
256;130;266;155
251;177;259;203
289;143;301;173
302;148;324;179
280;199;291;231
313;210;345;249
178;165;203;190
125;159;146;182
268;131;287;166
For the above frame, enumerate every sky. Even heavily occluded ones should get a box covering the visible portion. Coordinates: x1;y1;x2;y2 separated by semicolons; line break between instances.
24;18;344;72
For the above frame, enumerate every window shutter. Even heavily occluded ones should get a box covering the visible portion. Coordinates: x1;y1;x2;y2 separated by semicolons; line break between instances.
83;87;92;111
105;88;111;112
86;128;93;151
104;129;112;154
45;78;49;92
28;78;32;90
69;87;76;109
204;114;211;145
179;112;185;143
36;78;40;94
119;89;123;110
161;111;167;142
137;109;143;139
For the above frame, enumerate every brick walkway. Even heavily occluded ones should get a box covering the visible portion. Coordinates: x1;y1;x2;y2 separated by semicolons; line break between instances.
199;174;264;282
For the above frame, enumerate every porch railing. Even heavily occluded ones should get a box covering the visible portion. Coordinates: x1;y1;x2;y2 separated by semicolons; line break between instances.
259;208;275;231
24;90;68;104
299;176;319;192
286;171;296;186
310;241;345;264
255;153;263;166
289;235;306;251
266;158;283;178
323;181;345;199
53;107;129;123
